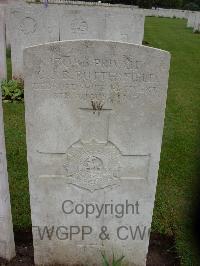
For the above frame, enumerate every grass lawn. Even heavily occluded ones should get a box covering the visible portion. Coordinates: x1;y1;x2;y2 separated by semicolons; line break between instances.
3;17;200;265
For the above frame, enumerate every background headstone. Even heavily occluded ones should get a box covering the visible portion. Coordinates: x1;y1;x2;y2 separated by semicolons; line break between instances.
104;8;144;43
0;8;15;255
9;2;144;78
143;7;188;19
0;86;15;260
24;40;170;266
60;5;144;44
8;3;60;78
193;13;200;32
187;11;197;28
0;8;7;80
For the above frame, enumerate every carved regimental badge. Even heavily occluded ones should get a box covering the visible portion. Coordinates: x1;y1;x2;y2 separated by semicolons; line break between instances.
64;140;121;192
37;108;149;190
61;107;149;192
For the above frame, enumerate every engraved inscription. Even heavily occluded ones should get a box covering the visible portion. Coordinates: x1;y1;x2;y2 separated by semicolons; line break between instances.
47;24;57;34
19;17;37;35
32;50;160;106
71;17;88;33
33;81;158;106
121;34;129;42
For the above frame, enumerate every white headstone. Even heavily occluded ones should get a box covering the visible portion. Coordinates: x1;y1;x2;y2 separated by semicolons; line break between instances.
104;8;144;43
9;2;144;78
187;11;197;28
8;4;60;78
0;2;10;47
60;5;144;44
0;7;15;256
24;40;170;266
193;13;200;32
176;9;188;19
0;88;15;260
0;8;7;80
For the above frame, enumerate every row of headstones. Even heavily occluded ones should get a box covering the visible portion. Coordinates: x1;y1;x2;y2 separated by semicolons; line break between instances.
142;7;200;33
143;7;190;19
0;0;197;80
0;1;172;266
187;11;200;32
4;0;145;79
27;0;192;19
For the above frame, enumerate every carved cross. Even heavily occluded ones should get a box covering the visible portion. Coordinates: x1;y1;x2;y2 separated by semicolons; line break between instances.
39;106;150;192
63;107;150;192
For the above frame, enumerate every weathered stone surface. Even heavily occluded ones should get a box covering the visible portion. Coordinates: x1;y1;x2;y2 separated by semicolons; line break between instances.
36;0;189;19
193;13;200;32
0;4;9;49
4;0;26;48
60;5;144;44
0;8;7;80
9;2;144;78
8;3;60;78
24;40;170;266
187;11;198;28
0;87;15;260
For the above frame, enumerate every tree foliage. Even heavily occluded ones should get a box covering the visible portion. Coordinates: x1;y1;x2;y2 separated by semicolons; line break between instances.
156;0;183;8
137;0;153;8
183;2;200;9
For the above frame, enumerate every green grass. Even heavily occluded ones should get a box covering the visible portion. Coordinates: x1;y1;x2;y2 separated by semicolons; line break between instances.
4;48;29;229
6;47;12;81
144;17;200;265
3;103;31;229
3;17;200;265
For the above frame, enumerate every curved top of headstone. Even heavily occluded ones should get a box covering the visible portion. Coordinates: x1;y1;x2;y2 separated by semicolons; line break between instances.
24;40;170;116
24;40;170;87
24;39;170;59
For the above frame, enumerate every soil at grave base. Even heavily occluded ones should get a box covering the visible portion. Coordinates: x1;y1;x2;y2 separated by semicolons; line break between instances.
0;231;180;266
